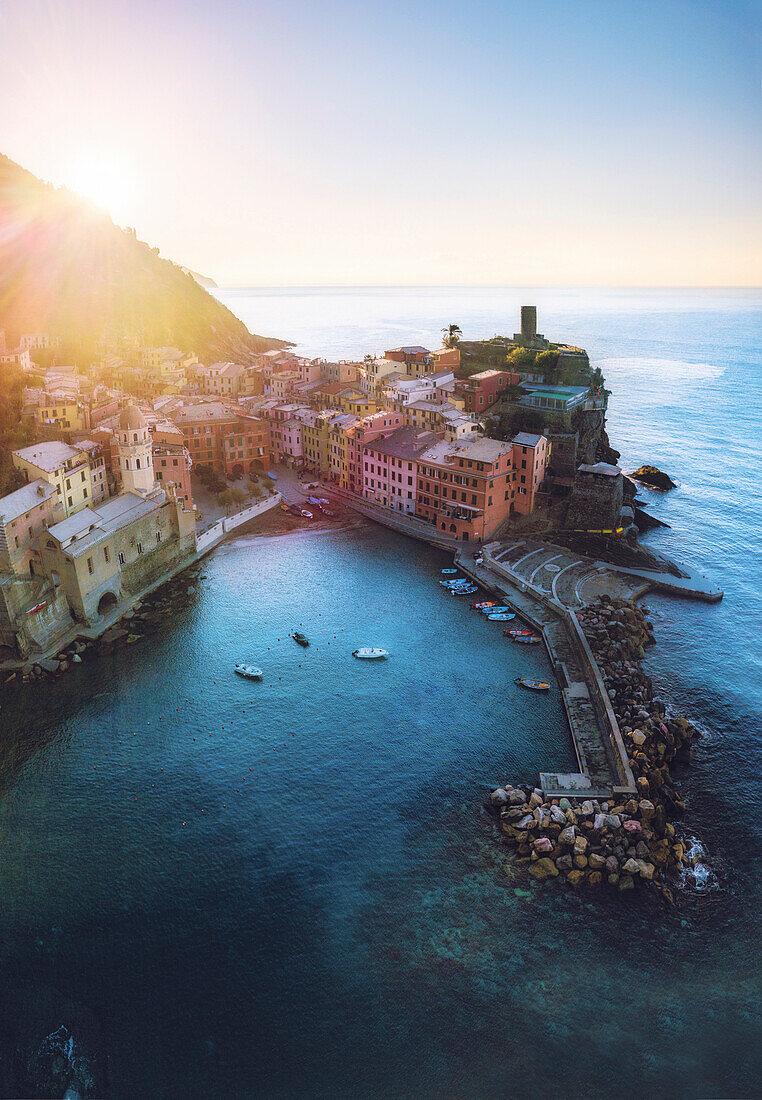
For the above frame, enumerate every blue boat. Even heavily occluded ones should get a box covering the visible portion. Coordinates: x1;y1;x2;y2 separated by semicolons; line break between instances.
479;605;511;614
441;568;458;575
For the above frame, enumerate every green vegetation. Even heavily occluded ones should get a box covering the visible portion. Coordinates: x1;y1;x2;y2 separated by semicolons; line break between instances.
217;488;249;510
194;464;227;495
0;364;34;494
0;153;290;365
442;323;462;349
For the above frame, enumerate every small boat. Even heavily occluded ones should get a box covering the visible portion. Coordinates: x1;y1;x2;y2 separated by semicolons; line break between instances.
504;628;533;637
488;613;515;621
441;568;458;575
353;648;389;660
300;509;313;518
475;557;484;565
451;586;478;596
280;503;291;513
513;633;541;645
479;605;511;614
471;601;497;610
234;664;263;680
515;677;551;692
292;631;309;647
441;580;469;588
288;503;303;516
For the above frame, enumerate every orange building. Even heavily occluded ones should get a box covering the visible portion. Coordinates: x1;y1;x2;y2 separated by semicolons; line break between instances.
170;402;269;477
415;432;548;540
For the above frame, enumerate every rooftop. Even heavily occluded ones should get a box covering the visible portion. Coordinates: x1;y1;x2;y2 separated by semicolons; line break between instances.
0;479;57;522
513;432;545;448
578;462;621;477
367;427;437;461
387;346;430;355
47;492;165;557
420;436;514;467
13;441;84;471
170;401;247;424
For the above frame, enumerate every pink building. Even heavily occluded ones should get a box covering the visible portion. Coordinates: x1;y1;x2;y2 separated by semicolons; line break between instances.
361;427;437;513
345;411;404;494
511;432;550;514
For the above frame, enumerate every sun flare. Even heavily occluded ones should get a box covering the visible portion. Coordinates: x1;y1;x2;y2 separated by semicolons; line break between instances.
66;154;135;219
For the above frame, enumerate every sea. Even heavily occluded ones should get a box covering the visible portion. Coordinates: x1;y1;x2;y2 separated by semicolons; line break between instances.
0;287;760;1098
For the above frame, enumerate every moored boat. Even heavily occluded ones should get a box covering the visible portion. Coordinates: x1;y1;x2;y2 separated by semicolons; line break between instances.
488;613;515;620
353;647;389;660
479;605;511;614
504;628;533;638
441;568;458;575
513;633;541;644
234;663;263;680
514;677;551;691
451;586;478;595
471;600;497;610
291;631;309;647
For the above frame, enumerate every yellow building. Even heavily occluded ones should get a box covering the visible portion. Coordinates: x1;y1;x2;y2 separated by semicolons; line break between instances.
13;441;95;520
36;400;90;434
327;414;358;487
338;390;377;418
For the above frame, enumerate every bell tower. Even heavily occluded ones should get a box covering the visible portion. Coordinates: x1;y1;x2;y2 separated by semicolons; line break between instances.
117;403;155;496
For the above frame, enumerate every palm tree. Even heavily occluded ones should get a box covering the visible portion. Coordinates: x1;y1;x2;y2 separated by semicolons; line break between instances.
442;323;462;349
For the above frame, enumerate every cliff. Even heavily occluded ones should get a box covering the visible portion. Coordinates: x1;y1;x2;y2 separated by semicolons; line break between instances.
0;153;288;362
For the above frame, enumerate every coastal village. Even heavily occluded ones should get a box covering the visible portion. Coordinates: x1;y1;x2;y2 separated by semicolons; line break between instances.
0;306;624;663
0;305;719;899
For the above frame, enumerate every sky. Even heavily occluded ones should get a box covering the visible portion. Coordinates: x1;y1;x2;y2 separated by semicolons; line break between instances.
1;0;761;286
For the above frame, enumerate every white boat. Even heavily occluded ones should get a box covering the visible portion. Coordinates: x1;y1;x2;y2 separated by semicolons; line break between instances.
234;663;263;680
451;586;478;596
353;648;389;660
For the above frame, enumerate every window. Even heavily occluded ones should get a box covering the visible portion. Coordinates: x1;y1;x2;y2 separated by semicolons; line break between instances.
66;479;71;490
471;494;477;505
83;488;88;499
521;459;527;469
156;530;162;543
137;542;143;555
104;546;110;563
488;496;492;506
87;557;94;574
67;496;73;508
81;471;86;482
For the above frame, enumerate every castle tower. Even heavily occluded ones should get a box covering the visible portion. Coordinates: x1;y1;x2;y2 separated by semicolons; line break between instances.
521;306;537;343
117;403;155;496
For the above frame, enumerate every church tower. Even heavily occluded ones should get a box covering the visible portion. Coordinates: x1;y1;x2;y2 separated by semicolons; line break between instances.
117;403;155;496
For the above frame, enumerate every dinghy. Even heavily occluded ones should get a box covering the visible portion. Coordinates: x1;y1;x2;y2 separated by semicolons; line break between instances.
504;628;533;638
513;634;541;645
514;677;551;692
234;664;263;680
488;613;515;621
353;648;389;660
441;568;458;575
291;631;309;647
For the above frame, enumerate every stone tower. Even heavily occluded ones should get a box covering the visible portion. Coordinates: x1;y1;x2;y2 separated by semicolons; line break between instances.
117;403;155;496
521;306;537;343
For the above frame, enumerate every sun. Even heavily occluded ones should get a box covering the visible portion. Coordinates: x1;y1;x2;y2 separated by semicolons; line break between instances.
66;154;135;220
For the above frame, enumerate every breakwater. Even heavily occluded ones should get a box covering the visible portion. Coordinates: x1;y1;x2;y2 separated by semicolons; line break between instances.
488;595;702;898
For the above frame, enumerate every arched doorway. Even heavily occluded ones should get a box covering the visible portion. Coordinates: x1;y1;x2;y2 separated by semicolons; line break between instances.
231;463;244;479
97;591;119;616
249;460;264;474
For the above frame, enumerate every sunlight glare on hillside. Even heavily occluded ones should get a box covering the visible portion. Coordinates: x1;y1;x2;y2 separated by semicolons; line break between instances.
65;153;136;223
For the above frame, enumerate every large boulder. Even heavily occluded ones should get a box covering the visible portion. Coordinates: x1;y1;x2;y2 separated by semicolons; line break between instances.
529;857;559;880
628;465;677;491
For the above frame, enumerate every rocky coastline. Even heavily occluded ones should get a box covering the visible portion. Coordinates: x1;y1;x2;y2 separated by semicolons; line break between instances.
2;566;204;684
488;595;702;902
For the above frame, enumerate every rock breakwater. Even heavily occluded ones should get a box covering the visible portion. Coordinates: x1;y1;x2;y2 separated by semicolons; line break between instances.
488;595;703;902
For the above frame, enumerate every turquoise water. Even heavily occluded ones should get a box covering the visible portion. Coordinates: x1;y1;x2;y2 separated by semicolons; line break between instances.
1;287;761;1097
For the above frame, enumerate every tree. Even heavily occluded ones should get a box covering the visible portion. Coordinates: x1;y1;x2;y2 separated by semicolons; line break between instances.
506;347;536;371
442;323;462;349
535;350;560;383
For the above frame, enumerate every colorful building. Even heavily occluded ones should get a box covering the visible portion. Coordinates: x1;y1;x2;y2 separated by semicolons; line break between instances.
13;441;96;520
345;411;405;493
454;369;520;414
0;479;58;577
170;402;269;476
361;428;437;513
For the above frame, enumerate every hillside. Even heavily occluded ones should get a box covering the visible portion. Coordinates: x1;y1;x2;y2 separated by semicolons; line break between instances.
0;153;289;362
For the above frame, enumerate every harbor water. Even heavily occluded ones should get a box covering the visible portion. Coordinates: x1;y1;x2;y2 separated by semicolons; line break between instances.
0;287;760;1097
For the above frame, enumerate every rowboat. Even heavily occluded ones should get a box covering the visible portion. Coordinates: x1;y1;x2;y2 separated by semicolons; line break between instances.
514;677;551;692
291;631;309;647
441;568;458;575
513;634;541;644
451;586;478;595
471;601;497;610
488;613;515;621
504;628;533;638
479;605;511;614
234;664;263;680
353;648;389;660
